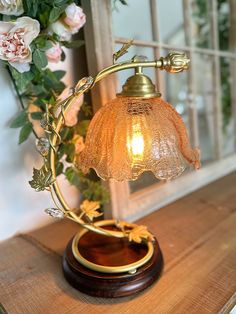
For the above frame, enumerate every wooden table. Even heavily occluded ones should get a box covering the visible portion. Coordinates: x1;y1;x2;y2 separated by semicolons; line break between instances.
1;172;236;314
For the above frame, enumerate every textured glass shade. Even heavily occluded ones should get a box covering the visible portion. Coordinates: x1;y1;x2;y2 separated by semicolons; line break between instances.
77;96;200;181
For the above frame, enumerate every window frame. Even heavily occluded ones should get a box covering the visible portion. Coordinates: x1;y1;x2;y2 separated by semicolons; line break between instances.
81;0;236;221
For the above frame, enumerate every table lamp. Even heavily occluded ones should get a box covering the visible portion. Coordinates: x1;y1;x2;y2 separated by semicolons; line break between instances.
30;44;200;298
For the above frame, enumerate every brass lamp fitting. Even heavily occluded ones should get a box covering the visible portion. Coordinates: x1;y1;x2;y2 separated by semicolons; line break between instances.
117;66;161;98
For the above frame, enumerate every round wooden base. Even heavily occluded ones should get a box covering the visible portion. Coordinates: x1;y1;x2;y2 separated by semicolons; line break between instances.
62;229;163;298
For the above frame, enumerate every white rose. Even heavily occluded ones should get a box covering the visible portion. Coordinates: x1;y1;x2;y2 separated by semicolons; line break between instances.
64;4;86;31
0;17;40;73
0;0;23;16
48;20;72;41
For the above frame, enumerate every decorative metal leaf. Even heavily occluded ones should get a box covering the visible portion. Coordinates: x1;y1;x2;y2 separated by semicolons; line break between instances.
29;166;55;192
45;208;65;218
80;199;102;221
128;225;154;244
113;39;134;62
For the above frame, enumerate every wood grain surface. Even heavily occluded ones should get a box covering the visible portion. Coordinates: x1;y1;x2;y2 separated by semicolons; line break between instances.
0;172;236;314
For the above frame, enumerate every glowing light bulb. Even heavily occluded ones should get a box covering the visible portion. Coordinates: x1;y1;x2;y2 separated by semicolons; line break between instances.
127;122;145;161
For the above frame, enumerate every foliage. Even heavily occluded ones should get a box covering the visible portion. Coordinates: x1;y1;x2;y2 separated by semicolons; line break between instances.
1;0;109;207
193;0;231;130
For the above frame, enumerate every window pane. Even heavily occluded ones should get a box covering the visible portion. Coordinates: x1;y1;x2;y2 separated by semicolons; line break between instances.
194;53;215;163
218;0;230;51
161;58;190;133
221;57;235;156
157;0;186;46
191;0;213;49
112;0;153;41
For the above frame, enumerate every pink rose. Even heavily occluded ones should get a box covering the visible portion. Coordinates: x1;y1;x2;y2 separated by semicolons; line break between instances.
0;17;40;72
64;4;86;32
46;43;62;63
58;87;84;126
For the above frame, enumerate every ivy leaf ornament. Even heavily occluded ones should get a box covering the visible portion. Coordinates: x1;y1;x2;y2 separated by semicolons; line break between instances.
29;166;55;192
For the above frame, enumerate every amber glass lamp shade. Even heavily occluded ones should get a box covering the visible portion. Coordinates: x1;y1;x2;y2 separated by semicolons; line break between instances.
77;95;200;181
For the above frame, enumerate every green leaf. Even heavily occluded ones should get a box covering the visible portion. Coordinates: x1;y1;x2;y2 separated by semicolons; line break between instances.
53;70;66;80
81;102;93;117
65;167;81;188
56;161;64;176
75;120;90;137
19;122;33;144
43;69;65;92
38;40;53;52
49;6;66;23
60;127;74;141
53;0;69;5
10;111;28;128
31;111;43;120
64;143;75;163
10;67;34;93
57;143;65;160
33;49;48;70
61;49;66;61
23;0;39;17
38;9;50;28
61;40;85;49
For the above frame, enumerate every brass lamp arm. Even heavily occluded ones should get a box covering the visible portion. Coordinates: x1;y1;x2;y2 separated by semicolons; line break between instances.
91;51;190;87
46;51;189;240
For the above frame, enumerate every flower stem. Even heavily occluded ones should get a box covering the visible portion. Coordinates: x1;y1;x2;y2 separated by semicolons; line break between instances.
6;65;39;139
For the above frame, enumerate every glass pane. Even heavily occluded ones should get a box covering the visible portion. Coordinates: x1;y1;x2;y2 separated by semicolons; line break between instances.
221;57;234;156
218;0;230;51
162;64;190;133
191;0;213;49
112;0;153;41
193;53;215;163
157;0;186;46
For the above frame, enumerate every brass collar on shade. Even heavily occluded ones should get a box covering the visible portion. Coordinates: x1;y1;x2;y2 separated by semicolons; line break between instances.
117;67;161;98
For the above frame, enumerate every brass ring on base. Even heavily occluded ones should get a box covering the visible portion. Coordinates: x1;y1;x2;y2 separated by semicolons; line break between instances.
62;220;164;298
72;219;154;274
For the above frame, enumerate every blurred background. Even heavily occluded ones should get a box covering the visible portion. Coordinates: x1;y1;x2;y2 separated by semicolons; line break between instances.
112;0;236;192
1;0;235;240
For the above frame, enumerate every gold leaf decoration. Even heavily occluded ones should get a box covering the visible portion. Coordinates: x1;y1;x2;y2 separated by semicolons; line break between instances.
116;220;133;231
113;39;134;62
29;166;55;192
80;200;102;221
128;225;154;244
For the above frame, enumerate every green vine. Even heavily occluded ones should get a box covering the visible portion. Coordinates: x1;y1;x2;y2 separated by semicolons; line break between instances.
1;0;109;208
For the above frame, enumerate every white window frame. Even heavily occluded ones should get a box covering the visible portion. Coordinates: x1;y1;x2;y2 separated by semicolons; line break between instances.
81;0;236;221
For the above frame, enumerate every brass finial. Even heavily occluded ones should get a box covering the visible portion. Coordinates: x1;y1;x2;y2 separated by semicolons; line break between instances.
160;52;190;73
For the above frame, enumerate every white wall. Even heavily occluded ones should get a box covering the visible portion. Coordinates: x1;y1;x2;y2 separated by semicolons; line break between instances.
0;51;80;241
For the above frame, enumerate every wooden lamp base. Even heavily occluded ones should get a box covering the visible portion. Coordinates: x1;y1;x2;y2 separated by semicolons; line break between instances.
62;224;163;298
